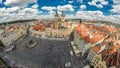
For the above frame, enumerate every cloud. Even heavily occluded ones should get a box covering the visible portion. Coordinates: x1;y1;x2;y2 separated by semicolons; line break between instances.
97;4;103;8
74;10;120;24
0;7;120;24
57;4;74;12
76;0;83;3
76;11;103;19
0;7;20;13
73;10;107;21
68;1;74;3
0;0;2;3
48;10;61;14
32;4;39;9
88;0;108;8
80;5;86;10
19;8;39;15
112;0;120;4
111;4;120;14
39;11;43;14
0;13;40;23
101;0;108;5
0;6;41;23
105;15;120;24
0;8;6;13
0;1;120;24
4;0;37;8
0;12;9;17
41;6;56;11
58;11;62;14
48;11;55;15
7;7;20;12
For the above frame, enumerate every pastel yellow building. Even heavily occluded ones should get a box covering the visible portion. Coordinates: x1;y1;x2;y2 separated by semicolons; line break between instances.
91;54;107;68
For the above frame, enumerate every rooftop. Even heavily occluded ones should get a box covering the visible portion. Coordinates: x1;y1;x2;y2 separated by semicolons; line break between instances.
91;35;120;67
75;23;107;44
32;23;46;31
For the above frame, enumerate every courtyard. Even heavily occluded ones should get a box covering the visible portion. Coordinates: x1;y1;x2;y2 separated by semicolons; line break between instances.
7;36;73;68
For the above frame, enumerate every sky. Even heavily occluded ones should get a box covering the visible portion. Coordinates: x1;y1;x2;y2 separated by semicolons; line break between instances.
0;0;120;23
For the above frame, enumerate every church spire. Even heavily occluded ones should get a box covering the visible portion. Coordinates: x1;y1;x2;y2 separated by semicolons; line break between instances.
55;10;59;17
61;11;65;17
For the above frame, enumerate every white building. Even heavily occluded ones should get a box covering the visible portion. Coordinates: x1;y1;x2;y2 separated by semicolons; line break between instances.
0;24;27;48
73;23;108;56
30;27;72;38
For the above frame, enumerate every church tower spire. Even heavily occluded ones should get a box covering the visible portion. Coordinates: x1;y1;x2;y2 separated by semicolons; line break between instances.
55;10;59;17
61;11;65;17
61;11;65;26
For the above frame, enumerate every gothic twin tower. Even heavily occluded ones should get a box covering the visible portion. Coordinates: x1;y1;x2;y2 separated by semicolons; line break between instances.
54;10;66;29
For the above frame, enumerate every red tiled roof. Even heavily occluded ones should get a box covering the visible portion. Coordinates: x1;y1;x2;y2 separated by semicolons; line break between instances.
83;36;90;43
90;33;104;44
101;25;117;33
9;26;20;30
75;23;105;44
112;53;119;66
101;52;119;67
32;24;46;31
91;45;101;53
50;23;55;29
110;41;120;54
66;22;69;26
0;26;6;30
100;41;120;67
91;42;107;53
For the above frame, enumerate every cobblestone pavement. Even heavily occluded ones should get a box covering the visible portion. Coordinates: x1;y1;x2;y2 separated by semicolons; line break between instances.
4;35;89;68
7;36;73;68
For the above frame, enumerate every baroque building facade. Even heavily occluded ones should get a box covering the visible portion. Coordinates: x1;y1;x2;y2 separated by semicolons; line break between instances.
30;10;72;39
